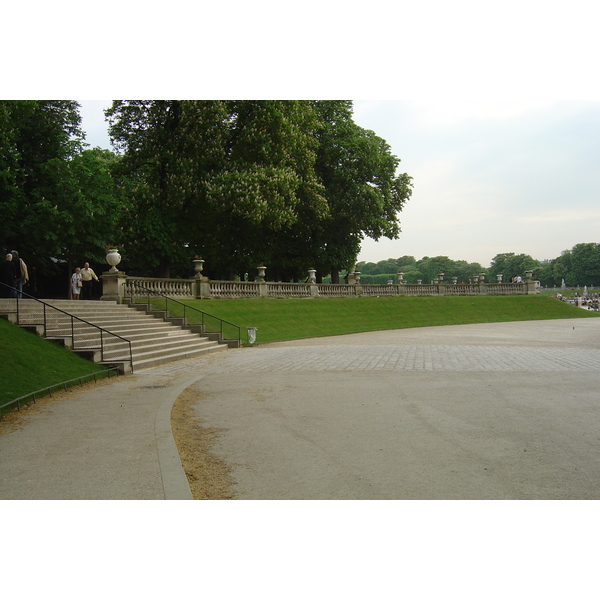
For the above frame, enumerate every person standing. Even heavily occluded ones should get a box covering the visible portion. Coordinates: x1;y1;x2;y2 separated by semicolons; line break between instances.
10;250;28;299
71;267;83;300
0;253;17;298
80;262;99;300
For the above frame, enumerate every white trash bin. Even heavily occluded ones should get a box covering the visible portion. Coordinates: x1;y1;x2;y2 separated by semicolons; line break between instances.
246;327;258;345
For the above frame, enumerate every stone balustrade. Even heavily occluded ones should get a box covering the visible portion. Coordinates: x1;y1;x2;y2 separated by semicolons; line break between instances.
100;264;538;302
123;276;195;298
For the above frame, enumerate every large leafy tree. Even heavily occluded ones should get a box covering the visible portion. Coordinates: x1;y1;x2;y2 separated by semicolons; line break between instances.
106;101;204;277
0;100;85;271
308;101;413;282
569;243;600;286
488;252;539;281
63;148;128;267
106;100;329;279
191;100;329;280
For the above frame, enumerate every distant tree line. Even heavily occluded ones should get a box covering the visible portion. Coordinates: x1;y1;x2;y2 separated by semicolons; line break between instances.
356;246;600;288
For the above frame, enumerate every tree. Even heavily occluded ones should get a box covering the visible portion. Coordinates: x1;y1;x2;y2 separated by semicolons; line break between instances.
308;101;412;282
454;260;485;284
0;100;87;273
552;250;573;286
106;100;329;279
488;253;539;281
416;256;457;283
535;260;555;287
569;243;600;286
62;148;128;267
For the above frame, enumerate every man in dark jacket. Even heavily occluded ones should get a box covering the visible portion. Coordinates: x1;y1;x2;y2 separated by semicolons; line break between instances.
0;253;17;298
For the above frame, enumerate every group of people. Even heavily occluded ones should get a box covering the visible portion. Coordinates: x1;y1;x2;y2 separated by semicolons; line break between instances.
555;292;600;311
0;253;100;301
71;263;100;300
0;251;29;298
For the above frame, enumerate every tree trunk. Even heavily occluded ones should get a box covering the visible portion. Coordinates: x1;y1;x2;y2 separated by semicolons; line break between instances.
157;259;170;279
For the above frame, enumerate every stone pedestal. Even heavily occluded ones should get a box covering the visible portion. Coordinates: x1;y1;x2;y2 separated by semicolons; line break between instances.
101;271;127;303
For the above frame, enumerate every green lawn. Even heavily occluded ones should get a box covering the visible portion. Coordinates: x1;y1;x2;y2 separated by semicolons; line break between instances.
0;318;112;414
166;294;599;344
2;294;597;412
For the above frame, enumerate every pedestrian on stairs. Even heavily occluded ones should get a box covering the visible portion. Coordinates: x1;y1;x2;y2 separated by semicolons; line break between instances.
81;262;99;300
71;267;82;300
11;250;28;299
0;253;17;298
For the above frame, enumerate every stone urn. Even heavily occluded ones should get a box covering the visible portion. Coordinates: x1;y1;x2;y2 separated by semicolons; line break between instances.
257;264;266;282
106;248;121;273
193;259;205;276
307;269;316;284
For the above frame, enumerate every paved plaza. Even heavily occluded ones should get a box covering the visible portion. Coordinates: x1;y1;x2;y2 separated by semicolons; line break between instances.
1;318;600;499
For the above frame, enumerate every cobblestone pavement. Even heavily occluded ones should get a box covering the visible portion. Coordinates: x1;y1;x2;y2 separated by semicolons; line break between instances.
145;343;600;374
140;318;600;500
3;318;599;500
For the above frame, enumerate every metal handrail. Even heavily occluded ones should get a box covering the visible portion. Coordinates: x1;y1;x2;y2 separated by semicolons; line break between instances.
0;367;120;415
123;282;241;343
0;282;134;372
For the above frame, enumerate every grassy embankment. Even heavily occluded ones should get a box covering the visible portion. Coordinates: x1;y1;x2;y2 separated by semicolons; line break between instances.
158;294;599;344
0;318;112;415
2;294;596;411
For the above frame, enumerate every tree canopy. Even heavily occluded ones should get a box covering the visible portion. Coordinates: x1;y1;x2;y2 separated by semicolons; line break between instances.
105;100;412;280
1;100;85;270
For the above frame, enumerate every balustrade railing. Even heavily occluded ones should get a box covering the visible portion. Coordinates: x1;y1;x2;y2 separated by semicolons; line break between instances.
360;285;401;297
210;281;260;299
444;284;480;296
113;274;533;301
404;285;440;296
486;284;526;295
318;284;357;298
266;283;312;298
124;277;194;298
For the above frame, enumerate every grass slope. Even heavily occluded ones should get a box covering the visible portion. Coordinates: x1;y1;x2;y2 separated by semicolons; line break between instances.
175;295;599;344
0;318;110;412
2;295;595;410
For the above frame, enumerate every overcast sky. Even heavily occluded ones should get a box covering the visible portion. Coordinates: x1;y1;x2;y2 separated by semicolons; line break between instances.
61;0;600;270
79;98;600;268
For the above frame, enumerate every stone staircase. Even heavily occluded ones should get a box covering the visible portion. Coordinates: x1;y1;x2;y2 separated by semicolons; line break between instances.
0;299;232;372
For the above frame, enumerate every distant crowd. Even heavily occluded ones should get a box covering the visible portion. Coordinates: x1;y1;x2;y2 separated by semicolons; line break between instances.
555;292;600;311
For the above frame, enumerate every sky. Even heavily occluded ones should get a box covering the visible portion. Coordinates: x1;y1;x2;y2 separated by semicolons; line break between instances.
79;98;600;269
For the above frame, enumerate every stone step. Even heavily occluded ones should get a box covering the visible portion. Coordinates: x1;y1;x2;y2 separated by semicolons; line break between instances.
83;332;210;350
47;327;199;344
1;298;233;372
129;343;227;370
103;336;221;360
